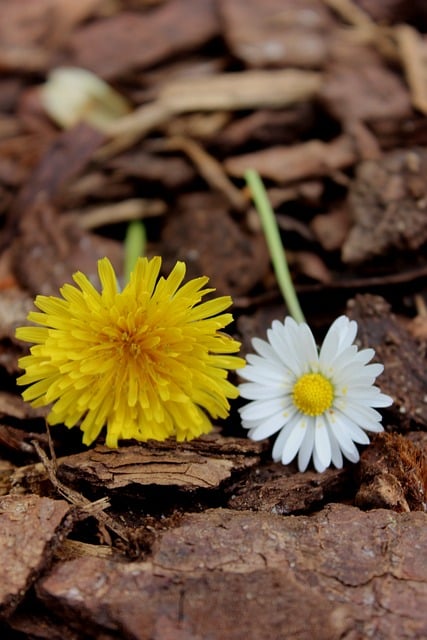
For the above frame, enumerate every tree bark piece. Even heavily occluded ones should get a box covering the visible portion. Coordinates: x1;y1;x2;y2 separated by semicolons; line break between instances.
219;0;333;69
69;0;220;79
0;494;71;618
356;432;426;511
347;294;427;430
224;135;356;183
228;462;352;514
57;434;265;493
37;504;427;639
343;148;427;264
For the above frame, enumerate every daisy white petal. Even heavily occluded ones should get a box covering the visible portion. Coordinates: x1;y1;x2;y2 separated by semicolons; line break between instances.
238;361;285;384
312;447;328;473
280;417;309;465
371;393;394;408
339;401;384;429
239;398;286;421
339;439;361;463
322;345;358;378
298;323;320;368
345;386;393;408
361;421;384;434
314;414;332;469
267;321;305;376
297;423;315;471
358;362;384;378
271;411;301;459
318;324;340;365
239;314;393;472
338;317;358;350
326;426;344;469
245;410;287;441
239;382;285;400
329;414;362;452
332;413;370;445
338;413;384;435
319;315;357;364
272;426;290;462
251;408;298;443
343;362;384;381
284;319;318;370
354;348;375;365
244;354;285;374
252;337;283;365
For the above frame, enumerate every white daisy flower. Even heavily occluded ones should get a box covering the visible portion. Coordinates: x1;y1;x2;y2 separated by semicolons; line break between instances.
238;315;393;473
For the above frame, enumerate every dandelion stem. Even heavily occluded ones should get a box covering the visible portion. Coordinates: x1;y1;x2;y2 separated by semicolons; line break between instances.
123;220;146;283
245;169;305;324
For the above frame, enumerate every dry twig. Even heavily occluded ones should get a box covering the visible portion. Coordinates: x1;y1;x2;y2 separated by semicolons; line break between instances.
70;198;166;230
31;438;130;544
396;25;427;116
163;136;246;211
102;70;322;155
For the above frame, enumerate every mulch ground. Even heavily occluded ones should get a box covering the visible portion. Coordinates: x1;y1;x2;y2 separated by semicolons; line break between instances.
0;1;426;638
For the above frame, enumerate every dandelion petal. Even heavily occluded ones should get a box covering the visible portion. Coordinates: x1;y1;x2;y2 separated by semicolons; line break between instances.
16;257;244;447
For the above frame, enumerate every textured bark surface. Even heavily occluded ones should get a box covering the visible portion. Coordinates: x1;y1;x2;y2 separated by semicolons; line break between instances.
0;495;71;617
1;1;427;638
35;504;427;640
57;433;265;491
347;295;427;430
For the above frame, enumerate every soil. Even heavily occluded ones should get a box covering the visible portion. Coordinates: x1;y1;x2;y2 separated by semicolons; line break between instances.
0;1;426;639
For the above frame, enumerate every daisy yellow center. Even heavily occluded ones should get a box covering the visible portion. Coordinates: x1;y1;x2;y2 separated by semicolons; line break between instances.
292;373;334;416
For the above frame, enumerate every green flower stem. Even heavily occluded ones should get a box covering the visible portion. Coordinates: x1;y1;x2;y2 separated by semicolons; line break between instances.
245;169;305;324
123;220;146;283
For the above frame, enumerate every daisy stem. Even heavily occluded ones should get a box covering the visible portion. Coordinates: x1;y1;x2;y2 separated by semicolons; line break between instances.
123;220;146;283
245;169;305;324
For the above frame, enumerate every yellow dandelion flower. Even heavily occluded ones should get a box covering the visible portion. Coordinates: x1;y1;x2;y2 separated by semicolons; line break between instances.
16;257;244;447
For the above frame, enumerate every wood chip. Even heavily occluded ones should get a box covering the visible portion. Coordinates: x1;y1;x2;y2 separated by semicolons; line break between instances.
54;539;113;562
38;556;346;640
11;202;123;297
9;123;105;223
225;135;356;183
104;70;322;147
69;0;220;79
157;69;322;112
219;0;332;69
164;136;246;211
161;192;270;296
0;288;34;339
342;148;427;264
36;504;427;638
311;206;352;251
57;434;264;492
71;198;166;230
355;432;426;512
320;47;412;122
323;0;374;28
396;24;427;116
347;294;427;430
228;461;351;513
0;494;71;617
